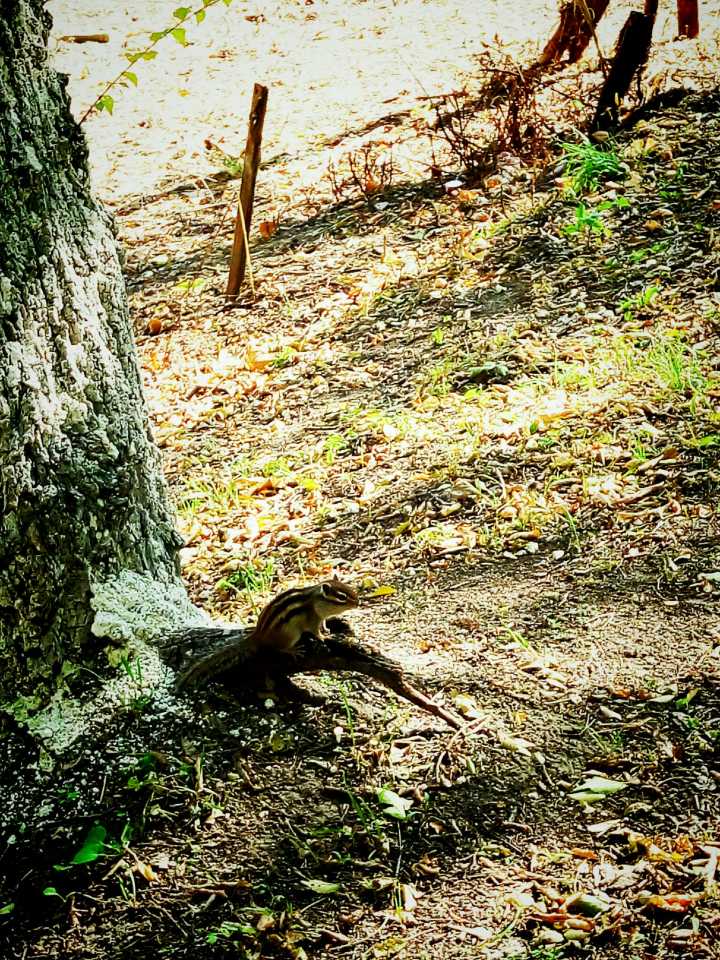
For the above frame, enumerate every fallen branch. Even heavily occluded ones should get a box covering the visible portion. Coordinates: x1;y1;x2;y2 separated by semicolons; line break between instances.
59;34;109;43
287;634;466;731
614;481;666;506
167;624;465;731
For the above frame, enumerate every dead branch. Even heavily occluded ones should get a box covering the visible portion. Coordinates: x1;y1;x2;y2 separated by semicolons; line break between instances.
59;34;109;43
427;0;613;174
537;0;611;68
168;624;465;731
285;634;466;731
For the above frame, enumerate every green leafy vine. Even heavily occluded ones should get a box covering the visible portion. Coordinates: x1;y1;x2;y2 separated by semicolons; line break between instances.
79;0;235;124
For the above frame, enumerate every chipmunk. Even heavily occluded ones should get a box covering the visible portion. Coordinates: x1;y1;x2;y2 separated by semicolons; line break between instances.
177;579;359;689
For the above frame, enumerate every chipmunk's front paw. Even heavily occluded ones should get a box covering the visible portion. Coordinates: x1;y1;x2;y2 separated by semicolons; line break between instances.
324;617;354;637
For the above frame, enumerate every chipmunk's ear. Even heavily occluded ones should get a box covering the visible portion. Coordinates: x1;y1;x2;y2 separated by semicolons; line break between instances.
321;580;359;606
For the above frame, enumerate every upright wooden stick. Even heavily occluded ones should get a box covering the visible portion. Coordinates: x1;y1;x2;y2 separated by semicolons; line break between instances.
590;6;656;131
226;83;268;299
677;0;699;38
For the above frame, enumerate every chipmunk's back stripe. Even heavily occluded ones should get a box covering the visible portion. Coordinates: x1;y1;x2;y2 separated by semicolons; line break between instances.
271;598;316;629
254;587;308;632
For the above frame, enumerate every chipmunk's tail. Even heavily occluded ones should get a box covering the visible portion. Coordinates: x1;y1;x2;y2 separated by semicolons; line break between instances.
175;627;257;689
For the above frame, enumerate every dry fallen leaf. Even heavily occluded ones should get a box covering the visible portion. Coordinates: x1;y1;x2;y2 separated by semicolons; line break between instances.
639;892;695;913
134;859;158;883
570;849;599;861
367;585;396;598
258;218;279;239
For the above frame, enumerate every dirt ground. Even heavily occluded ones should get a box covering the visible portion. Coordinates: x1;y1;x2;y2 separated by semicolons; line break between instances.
3;1;720;957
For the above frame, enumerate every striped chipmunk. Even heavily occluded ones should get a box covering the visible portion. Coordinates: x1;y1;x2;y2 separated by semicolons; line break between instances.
178;579;359;689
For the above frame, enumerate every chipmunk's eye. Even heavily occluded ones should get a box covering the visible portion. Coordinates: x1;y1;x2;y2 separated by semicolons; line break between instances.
323;583;348;603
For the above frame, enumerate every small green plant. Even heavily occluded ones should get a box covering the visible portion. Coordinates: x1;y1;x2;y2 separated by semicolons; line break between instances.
423;359;455;397
597;195;629;213
120;654;144;686
680;713;701;731
174;277;208;295
177;476;252;517
675;688;699;712
414;524;454;548
502;627;537;653
271;345;298;369
686;433;720;448
54;823;108;871
57;785;80;804
335;680;357;742
658;161;687;200
629;239;670;263
261;456;293;477
550;360;595;391
43;886;68;903
323;433;349;465
125;754;158;792
628;433;654;465
620;284;661;318
220;154;243;178
562;202;606;238
119;655;152;713
648;335;705;396
586;726;625;756
377;787;414;820
218;560;275;597
560;139;621;194
560;507;581;551
563;195;629;240
343;777;383;838
609;333;641;376
206;920;257;944
509;947;566;960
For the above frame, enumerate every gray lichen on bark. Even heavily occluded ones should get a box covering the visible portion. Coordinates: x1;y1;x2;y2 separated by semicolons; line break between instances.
91;570;207;644
0;0;187;705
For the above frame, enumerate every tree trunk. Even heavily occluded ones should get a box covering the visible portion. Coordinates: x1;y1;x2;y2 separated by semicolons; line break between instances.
0;1;183;704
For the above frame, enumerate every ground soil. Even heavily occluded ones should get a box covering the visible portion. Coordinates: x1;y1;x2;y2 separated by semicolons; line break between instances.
3;2;720;958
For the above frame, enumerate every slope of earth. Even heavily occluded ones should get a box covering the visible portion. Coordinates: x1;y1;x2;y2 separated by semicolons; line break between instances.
4;3;720;959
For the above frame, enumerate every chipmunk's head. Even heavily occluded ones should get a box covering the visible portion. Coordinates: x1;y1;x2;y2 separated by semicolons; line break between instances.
315;579;359;617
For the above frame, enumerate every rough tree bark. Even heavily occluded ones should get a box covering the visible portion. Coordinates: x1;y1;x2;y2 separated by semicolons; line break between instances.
0;0;185;705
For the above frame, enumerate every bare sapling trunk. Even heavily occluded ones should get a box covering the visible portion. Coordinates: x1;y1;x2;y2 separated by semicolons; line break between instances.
677;0;699;38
